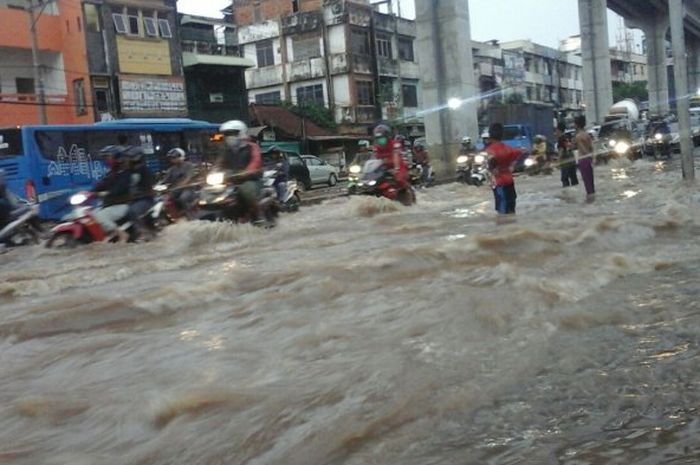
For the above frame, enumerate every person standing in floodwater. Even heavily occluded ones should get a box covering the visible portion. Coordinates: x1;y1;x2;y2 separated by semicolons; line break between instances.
486;123;521;215
575;115;595;201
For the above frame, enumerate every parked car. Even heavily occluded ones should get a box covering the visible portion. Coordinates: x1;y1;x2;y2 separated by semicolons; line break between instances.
301;155;339;187
262;149;312;190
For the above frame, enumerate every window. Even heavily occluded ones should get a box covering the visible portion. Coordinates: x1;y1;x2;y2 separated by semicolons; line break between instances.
158;19;172;38
293;36;321;61
0;129;23;158
112;13;127;34
296;84;324;106
402;84;417;107
376;34;392;59
526;86;533;100
16;78;35;95
398;37;414;61
357;81;374;106
144;17;158;37
257;40;275;67
350;29;370;55
255;91;282;104
253;2;262;22
73;79;87;116
292;0;300;12
127;14;140;35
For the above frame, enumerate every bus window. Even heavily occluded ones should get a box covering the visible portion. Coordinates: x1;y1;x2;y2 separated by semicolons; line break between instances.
0;128;23;158
184;129;219;164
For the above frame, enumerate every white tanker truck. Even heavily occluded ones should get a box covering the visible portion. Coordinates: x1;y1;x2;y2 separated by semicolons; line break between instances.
596;99;644;162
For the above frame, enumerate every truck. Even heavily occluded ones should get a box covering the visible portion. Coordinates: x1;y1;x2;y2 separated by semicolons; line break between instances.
487;103;555;145
597;99;644;161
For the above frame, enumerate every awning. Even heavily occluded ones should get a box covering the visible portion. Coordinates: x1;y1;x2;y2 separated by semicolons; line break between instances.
307;135;368;141
247;126;268;138
180;15;234;28
182;52;254;68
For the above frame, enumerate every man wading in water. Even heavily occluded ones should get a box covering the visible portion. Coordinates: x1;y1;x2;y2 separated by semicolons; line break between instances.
575;115;596;202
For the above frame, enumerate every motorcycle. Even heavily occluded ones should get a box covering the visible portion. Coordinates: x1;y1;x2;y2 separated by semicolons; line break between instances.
409;163;436;188
456;152;489;187
151;182;201;228
647;132;672;159
46;192;133;248
357;159;416;206
263;168;301;213
198;170;278;225
0;201;42;247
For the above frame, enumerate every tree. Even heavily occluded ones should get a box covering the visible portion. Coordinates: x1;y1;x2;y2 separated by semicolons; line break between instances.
283;101;337;131
505;92;525;104
613;81;648;103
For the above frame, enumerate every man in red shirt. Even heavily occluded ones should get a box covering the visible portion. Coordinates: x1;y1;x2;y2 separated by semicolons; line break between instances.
486;123;522;215
373;124;409;190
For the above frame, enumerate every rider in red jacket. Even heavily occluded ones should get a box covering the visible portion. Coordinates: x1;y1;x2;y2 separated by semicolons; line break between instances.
486;122;522;215
373;124;409;190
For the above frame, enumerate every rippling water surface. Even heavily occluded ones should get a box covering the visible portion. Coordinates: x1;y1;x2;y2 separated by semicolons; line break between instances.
1;159;700;465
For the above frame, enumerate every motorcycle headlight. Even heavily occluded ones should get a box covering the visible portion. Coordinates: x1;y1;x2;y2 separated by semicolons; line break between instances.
206;172;225;186
524;158;536;167
350;165;362;174
70;193;88;205
654;133;663;141
608;139;617;148
368;180;377;186
474;154;486;164
614;141;630;155
154;184;168;192
456;155;469;164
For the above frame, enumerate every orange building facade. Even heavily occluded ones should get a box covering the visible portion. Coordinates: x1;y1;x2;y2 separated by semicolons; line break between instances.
0;0;94;126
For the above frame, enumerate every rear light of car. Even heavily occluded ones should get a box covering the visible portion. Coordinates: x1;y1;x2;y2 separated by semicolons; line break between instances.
25;180;37;203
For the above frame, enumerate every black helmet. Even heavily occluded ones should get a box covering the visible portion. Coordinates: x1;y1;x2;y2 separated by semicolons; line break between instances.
414;140;425;150
99;145;129;162
124;145;145;163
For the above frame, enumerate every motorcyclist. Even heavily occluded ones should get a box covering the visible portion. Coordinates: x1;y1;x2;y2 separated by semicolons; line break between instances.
0;169;18;230
373;124;409;190
481;130;492;149
216;120;264;222
92;145;132;242
124;146;155;237
162;148;197;214
412;140;431;184
264;146;289;203
460;136;476;155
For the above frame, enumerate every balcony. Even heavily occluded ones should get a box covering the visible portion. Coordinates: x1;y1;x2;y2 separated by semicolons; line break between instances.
281;11;323;35
245;64;285;89
0;7;62;52
182;40;254;68
287;57;326;81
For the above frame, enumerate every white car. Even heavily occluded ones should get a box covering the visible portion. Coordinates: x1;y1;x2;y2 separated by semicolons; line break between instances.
301;155;339;187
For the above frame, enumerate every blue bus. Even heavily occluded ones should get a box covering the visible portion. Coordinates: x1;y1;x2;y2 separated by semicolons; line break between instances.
0;119;220;220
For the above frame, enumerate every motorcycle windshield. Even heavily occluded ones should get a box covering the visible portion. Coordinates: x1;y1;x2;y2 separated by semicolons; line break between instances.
362;159;384;174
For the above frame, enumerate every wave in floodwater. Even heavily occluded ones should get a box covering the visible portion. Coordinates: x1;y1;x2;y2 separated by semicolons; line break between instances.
1;159;700;464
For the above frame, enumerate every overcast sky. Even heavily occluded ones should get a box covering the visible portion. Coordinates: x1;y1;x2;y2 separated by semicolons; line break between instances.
177;0;643;51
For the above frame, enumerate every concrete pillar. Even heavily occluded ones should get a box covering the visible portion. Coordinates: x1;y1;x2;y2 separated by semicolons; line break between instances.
670;0;695;181
415;0;478;169
688;38;700;93
578;0;613;124
628;16;671;115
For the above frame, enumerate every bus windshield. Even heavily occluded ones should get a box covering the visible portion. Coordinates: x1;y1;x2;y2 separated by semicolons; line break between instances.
0;128;23;158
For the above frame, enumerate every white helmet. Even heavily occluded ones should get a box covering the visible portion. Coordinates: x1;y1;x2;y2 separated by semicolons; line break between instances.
167;147;186;161
220;120;248;149
220;120;248;135
481;130;490;139
462;136;472;144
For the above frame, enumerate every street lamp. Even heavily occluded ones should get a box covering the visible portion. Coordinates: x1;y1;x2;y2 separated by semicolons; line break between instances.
447;97;463;110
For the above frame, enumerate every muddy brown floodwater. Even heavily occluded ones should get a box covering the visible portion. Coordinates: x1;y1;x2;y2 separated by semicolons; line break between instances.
1;158;700;465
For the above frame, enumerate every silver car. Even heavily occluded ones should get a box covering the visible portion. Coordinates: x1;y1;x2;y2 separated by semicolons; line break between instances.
301;155;339;187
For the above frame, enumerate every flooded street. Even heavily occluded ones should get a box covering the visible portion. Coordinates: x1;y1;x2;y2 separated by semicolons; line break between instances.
1;159;700;465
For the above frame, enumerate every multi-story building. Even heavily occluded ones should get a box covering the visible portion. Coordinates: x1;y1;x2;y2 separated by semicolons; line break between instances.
227;0;422;135
179;13;253;123
560;35;648;84
81;0;186;120
0;0;94;125
501;40;584;111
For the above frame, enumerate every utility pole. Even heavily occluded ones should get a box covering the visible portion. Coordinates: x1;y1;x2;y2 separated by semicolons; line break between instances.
26;0;51;125
669;0;695;181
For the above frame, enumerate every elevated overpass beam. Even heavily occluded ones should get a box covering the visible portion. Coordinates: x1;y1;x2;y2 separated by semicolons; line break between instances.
579;0;614;124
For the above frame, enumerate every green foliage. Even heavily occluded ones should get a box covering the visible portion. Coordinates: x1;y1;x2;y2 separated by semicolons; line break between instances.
505;92;525;104
613;81;648;103
283;101;337;131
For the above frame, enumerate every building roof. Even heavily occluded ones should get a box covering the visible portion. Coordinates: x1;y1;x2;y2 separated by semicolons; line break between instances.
249;104;332;138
